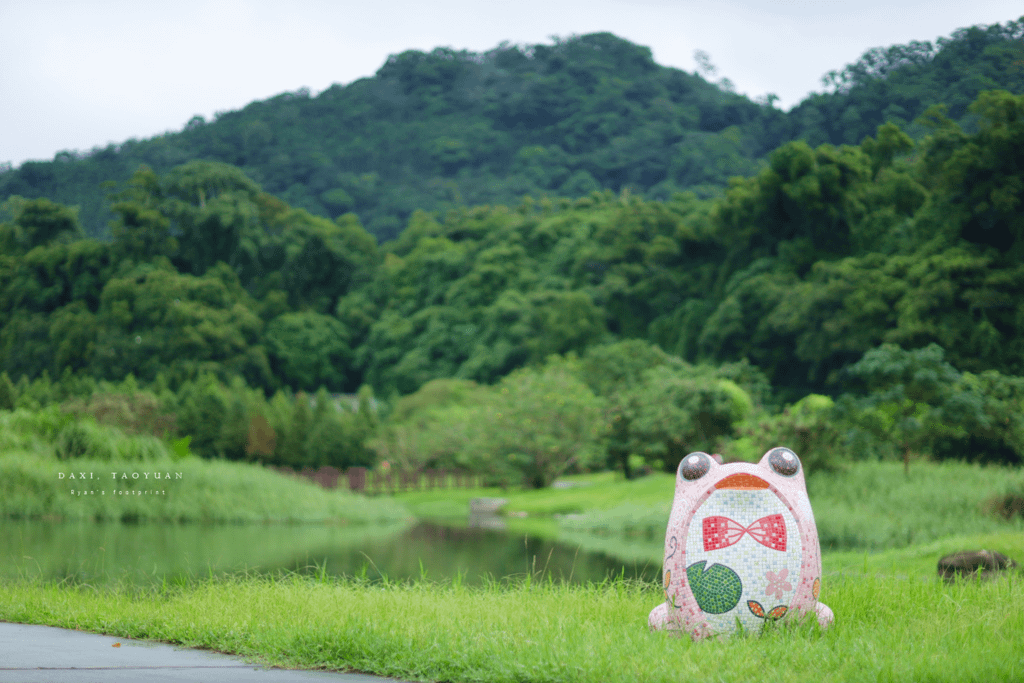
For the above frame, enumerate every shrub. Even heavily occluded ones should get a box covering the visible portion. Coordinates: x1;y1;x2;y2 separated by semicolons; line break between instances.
61;390;176;438
372;356;605;487
54;417;169;462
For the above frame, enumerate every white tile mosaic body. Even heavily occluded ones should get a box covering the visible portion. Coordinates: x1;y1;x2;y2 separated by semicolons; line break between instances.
683;488;802;633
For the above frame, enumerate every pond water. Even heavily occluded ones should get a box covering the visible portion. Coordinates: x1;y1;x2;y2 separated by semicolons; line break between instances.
0;518;661;587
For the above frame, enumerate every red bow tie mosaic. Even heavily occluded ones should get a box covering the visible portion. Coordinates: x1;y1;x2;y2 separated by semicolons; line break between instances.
702;514;787;552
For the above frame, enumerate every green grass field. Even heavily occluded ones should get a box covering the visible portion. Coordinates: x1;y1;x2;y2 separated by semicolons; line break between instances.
2;542;1021;683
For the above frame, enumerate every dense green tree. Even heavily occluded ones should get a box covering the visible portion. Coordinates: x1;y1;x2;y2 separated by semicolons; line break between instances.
731;394;843;473
349;384;380;466
712;139;875;268
108;166;177;262
580;339;678;477
175;374;229;457
479;357;605;488
623;364;753;472
264;387;295;465
917;91;1024;259
279;391;312;468
5;19;1019;243
305;409;355;469
162;160;267;277
388;378;482;425
370;357;604;487
48;301;101;374
303;387;355;468
89;261;271;388
0;372;15;411
100;162;380;321
842;343;1024;470
264;311;354;391
580;340;766;475
358;192;728;394
4;68;1024;484
13;198;82;249
938;368;1024;464
0;203;117;379
217;389;251;460
60;387;176;439
0;30;817;240
0;238;115;339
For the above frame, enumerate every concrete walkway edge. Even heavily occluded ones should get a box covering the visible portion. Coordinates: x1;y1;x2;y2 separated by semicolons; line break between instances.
0;622;413;683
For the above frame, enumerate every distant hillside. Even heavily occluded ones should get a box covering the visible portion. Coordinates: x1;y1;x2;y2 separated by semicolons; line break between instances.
786;18;1024;145
1;17;1021;242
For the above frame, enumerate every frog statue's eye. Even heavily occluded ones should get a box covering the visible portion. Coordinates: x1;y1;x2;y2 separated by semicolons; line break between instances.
768;447;800;477
679;452;711;481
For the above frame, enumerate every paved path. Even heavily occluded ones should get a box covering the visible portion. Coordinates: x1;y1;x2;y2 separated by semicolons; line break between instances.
0;622;413;683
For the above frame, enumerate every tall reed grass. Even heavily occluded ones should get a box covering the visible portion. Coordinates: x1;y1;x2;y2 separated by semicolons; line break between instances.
556;461;1024;552
0;408;408;524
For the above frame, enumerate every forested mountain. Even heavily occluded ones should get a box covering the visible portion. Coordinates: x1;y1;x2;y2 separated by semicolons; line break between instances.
2;18;1021;243
3;86;1023;403
3;92;1024;471
787;18;1024;145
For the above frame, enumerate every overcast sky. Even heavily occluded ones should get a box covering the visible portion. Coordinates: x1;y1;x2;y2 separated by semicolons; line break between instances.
1;0;1021;168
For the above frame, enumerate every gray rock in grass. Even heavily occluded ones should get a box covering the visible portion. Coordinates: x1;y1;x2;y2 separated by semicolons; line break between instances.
469;497;507;514
937;550;1020;582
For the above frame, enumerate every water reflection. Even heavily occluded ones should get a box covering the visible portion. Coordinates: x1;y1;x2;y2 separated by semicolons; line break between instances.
0;519;659;587
310;520;658;584
467;511;506;530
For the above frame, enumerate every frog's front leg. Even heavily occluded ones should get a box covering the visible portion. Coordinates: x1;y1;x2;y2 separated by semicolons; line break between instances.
815;601;834;628
648;602;670;631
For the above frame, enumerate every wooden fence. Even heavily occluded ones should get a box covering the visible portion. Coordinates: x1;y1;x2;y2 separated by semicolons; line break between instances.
269;465;485;494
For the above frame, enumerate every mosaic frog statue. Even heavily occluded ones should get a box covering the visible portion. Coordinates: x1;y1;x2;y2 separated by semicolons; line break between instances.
648;447;834;639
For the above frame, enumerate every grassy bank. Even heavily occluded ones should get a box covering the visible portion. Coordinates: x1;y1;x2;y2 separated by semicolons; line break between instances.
1;540;1021;683
554;462;1024;569
0;408;409;524
397;461;1024;545
825;531;1024;577
568;461;1024;552
0;451;409;523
